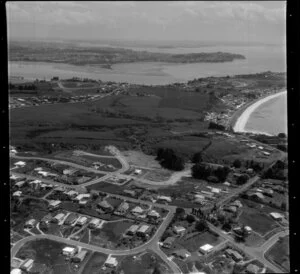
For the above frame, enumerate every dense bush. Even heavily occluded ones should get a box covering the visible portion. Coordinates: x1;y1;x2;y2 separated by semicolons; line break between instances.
156;148;185;171
191;163;230;182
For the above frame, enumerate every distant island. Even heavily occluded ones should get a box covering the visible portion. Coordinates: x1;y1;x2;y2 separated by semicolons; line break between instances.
9;41;246;66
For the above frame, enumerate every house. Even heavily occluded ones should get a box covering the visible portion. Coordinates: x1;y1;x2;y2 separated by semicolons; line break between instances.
65;190;78;198
29;180;42;189
72;250;88;263
115;201;129;215
199;244;214;255
104;256;118;268
77;176;91;184
63;168;78;176
246;263;261;274
270;212;284;221
48;200;62;210
123;189;136;197
98;200;114;212
41;214;52;224
131;206;144;216
24;219;36;229
34;167;43;171
162;237;175;248
62;246;77;257
250;192;265;200
172;249;191;260
245;226;252;234
64;213;78;225
136;224;151;237
134;169;142;175
223;181;231;186
126;225;139;236
147;210;160;219
15;181;26;188
54;186;65;192
173;225;186;235
157;195;172;203
10;174;20;180
225;206;237;213
89;218;101;229
76;216;88;226
14;161;26;167
262;151;271;156
231;200;243;208
20;259;34;272
225;249;243;262
52;213;65;223
75;194;91;202
10;269;22;274
13;191;22;197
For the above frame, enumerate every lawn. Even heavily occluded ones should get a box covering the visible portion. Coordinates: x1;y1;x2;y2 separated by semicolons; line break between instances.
90;220;134;248
179;231;221;253
82;252;108;274
238;208;279;236
116;250;173;274
15;239;76;274
265;236;290;272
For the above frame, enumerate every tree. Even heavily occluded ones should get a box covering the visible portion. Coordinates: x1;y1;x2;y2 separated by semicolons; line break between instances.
192;163;211;180
175;208;185;219
186;214;196;223
195;219;208;232
214;166;230;182
222;221;232;232
236;174;249;185
153;266;162;274
192;152;203;164
233;159;242;168
278;133;286;138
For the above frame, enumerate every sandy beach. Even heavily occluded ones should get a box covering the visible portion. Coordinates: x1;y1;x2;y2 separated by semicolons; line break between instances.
233;90;287;135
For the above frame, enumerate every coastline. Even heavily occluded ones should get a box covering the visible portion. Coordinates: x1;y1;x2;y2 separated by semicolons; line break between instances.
231;90;286;136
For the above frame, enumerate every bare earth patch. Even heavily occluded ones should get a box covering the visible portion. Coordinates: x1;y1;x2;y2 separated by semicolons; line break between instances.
122;150;161;169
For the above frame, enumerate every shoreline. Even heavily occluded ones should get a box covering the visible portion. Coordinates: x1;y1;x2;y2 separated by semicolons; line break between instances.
231;90;286;136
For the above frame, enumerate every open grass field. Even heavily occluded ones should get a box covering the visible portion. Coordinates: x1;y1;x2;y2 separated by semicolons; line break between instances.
15;238;77;274
265;235;290;272
179;231;221;253
238;200;280;236
82;252;108;274
90;219;134;248
51;150;122;170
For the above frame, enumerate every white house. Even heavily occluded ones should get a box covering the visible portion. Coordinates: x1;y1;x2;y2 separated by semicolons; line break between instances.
62;246;77;257
13;191;22;197
14;161;26;167
270;212;284;221
199;244;214;254
157;195;172;203
104;257;118;268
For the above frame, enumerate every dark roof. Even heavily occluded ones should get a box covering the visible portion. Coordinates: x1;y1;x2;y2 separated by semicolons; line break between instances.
164;237;176;245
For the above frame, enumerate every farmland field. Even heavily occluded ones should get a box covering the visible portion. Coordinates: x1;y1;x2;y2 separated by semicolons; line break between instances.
265;235;290;272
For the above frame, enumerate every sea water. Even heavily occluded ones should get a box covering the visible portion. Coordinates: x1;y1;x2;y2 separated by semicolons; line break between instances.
245;93;287;136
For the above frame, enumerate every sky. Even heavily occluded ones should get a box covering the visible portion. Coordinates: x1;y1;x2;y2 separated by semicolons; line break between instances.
6;1;286;44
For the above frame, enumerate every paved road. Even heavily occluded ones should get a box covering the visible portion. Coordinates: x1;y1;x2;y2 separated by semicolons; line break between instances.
216;175;260;207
